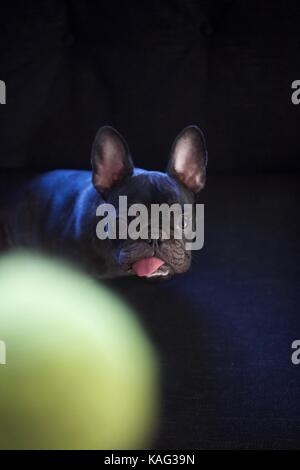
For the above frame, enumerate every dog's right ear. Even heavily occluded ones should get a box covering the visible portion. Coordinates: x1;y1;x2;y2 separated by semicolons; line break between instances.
91;126;134;193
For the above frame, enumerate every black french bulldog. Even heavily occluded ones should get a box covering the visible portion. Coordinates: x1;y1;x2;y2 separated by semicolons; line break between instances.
3;125;207;280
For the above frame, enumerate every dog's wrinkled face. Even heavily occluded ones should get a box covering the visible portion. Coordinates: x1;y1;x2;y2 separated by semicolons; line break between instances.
106;170;194;279
91;125;207;280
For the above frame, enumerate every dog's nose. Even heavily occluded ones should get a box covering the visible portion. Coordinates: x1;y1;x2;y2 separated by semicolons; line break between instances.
147;238;160;248
147;237;166;248
144;226;168;246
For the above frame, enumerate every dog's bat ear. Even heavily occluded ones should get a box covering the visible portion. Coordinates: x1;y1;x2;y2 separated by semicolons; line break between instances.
167;125;208;193
91;126;134;192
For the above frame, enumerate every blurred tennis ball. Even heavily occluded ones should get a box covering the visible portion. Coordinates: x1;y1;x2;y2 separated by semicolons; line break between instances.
0;251;159;450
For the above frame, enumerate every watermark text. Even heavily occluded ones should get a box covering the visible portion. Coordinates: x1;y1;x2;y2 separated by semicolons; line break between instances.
0;340;6;365
96;196;204;250
0;80;6;104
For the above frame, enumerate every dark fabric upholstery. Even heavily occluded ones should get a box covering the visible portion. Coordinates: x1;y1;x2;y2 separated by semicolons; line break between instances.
1;1;300;171
0;1;299;449
105;173;300;449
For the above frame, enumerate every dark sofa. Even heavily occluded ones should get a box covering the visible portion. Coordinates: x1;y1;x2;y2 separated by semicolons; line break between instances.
0;1;299;449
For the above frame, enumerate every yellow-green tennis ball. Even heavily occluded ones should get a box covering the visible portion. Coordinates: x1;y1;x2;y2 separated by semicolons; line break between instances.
0;252;158;450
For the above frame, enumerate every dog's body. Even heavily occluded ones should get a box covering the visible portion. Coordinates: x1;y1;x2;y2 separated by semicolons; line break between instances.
3;126;207;280
4;170;122;278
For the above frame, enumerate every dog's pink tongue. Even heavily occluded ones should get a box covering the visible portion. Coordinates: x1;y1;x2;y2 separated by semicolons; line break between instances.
132;257;164;277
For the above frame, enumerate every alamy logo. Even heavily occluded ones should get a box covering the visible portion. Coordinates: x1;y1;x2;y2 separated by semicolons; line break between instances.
0;80;6;104
96;196;204;250
0;340;6;365
291;80;300;105
291;340;300;365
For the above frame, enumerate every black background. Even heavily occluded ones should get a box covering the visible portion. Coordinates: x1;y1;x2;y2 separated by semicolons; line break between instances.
1;0;300;171
1;0;300;450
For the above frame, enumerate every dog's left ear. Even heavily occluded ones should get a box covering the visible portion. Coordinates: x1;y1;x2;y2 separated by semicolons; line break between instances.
167;125;208;193
91;126;134;192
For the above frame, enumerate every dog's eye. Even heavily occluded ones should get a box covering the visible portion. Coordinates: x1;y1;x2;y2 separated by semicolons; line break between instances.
176;214;190;230
182;215;189;229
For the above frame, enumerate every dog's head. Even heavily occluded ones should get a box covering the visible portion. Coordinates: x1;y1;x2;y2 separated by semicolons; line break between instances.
91;126;207;280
